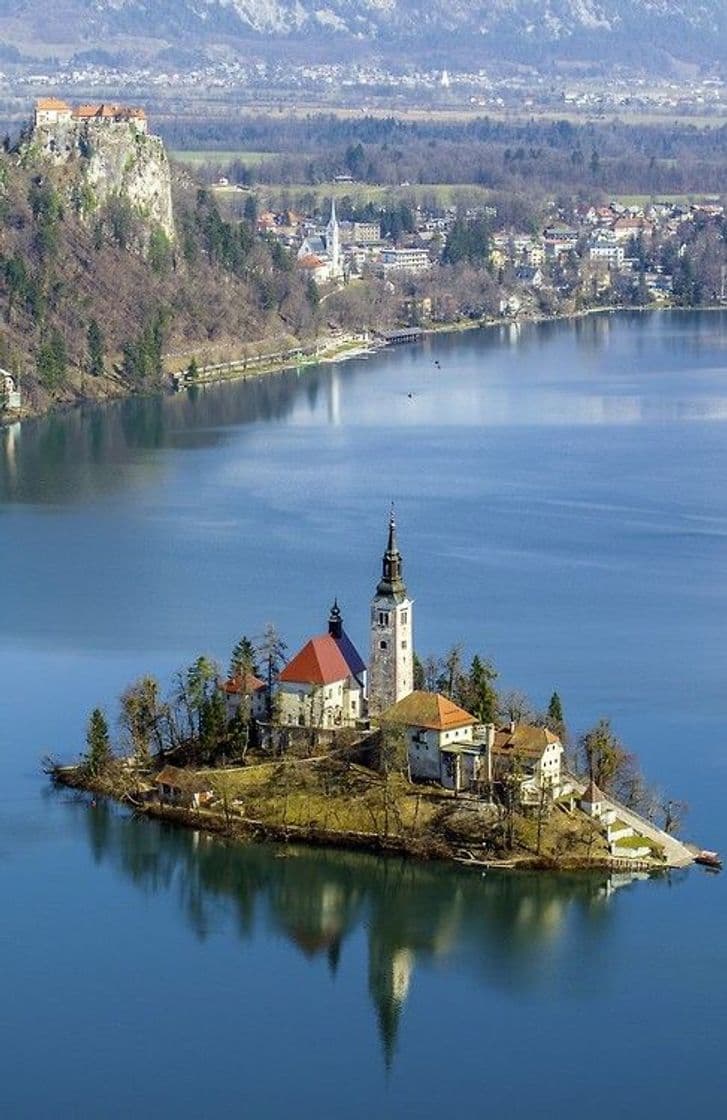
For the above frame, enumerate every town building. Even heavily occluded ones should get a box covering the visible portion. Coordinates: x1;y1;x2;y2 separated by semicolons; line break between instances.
589;239;625;267
277;601;366;728
351;221;382;244
368;513;414;715
380;247;432;274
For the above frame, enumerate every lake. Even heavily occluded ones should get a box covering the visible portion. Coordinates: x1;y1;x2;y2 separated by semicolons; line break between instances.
1;310;726;1118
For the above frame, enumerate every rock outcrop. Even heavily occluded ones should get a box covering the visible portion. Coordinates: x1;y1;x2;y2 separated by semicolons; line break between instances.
22;104;174;242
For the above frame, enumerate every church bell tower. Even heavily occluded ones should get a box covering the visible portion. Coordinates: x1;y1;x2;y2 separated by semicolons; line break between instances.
368;511;414;715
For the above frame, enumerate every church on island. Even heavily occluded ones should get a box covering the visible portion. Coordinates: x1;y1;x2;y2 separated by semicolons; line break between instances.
223;512;564;802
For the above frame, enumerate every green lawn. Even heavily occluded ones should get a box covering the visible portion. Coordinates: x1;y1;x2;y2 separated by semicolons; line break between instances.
612;192;720;207
171;149;277;167
254;182;496;208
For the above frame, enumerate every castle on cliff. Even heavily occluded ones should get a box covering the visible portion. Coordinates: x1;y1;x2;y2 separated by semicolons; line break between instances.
25;97;174;241
34;98;147;134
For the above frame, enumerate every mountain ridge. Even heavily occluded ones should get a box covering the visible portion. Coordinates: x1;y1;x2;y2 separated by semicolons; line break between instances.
0;1;724;70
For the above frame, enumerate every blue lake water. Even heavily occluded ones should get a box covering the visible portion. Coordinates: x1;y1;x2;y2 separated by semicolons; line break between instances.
1;310;726;1118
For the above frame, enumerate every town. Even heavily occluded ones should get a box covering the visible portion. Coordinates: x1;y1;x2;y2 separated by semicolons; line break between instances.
53;511;699;873
245;186;726;318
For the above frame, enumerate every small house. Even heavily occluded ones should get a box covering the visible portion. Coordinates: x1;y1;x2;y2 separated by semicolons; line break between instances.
156;766;214;810
221;671;267;721
490;723;564;804
1;369;21;411
580;779;606;818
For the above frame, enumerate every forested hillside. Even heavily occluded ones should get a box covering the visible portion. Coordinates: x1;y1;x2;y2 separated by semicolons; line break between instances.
0;149;318;414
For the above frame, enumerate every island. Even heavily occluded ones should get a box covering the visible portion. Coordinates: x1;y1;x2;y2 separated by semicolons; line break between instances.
49;512;700;873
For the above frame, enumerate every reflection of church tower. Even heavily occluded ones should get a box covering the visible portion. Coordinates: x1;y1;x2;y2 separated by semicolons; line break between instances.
326;198;341;278
368;511;414;715
368;938;414;1068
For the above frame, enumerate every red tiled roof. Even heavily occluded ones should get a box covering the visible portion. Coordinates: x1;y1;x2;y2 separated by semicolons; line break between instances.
279;635;352;686
36;97;71;111
493;724;561;758
381;691;476;731
221;672;265;695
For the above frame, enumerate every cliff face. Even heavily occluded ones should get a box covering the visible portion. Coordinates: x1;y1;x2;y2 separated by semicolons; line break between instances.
25;116;175;241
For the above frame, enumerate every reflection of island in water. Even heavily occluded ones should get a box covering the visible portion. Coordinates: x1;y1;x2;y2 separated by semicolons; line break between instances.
78;799;680;1066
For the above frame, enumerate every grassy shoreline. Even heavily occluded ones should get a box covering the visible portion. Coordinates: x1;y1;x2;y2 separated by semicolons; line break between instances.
51;761;664;875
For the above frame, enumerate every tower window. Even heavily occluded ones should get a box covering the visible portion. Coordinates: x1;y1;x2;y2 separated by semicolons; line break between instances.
380;640;388;650
378;611;390;626
401;610;408;625
401;641;408;650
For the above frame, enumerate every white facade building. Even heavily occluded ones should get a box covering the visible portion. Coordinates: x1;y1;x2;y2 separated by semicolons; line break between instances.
277;602;366;729
381;248;431;275
1;369;21;411
381;691;479;789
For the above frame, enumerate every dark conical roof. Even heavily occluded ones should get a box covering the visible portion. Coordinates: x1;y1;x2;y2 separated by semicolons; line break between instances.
376;509;407;598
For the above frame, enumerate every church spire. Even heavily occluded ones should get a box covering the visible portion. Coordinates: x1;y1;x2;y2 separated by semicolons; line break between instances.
377;507;406;597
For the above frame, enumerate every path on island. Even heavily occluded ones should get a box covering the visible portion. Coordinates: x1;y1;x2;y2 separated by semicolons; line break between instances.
567;774;695;868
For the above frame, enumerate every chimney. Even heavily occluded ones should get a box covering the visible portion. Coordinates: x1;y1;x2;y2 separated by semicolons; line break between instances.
485;723;495;750
509;719;516;734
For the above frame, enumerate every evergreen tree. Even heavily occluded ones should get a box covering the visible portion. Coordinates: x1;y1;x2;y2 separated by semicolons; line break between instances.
243;193;258;224
547;691;564;726
547;690;567;742
256;624;288;719
36;328;67;389
229;635;258;678
85;708;112;775
87;318;105;377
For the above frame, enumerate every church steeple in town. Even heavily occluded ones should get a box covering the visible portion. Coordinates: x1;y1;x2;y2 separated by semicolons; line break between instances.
326;197;341;277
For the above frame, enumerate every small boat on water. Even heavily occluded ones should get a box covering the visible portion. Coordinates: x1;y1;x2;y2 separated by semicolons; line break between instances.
695;850;722;870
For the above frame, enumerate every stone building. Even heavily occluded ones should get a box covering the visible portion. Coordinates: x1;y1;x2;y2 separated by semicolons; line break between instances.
368;512;414;716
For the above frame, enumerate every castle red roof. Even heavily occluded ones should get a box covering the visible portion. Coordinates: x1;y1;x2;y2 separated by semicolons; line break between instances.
279;635;352;686
36;98;71;112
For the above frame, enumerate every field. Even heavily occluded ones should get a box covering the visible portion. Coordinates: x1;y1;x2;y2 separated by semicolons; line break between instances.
245;182;496;209
171;149;277;167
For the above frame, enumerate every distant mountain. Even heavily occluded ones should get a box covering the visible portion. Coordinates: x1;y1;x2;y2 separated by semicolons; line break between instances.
0;1;725;70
